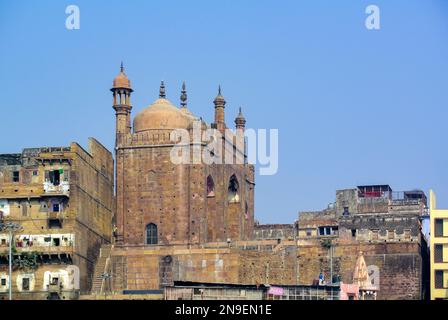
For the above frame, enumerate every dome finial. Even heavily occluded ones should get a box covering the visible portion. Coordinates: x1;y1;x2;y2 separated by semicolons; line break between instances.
159;80;166;99
214;85;226;106
120;61;124;73
180;81;187;108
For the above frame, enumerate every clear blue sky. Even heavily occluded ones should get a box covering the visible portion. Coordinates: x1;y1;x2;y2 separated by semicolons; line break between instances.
1;0;447;223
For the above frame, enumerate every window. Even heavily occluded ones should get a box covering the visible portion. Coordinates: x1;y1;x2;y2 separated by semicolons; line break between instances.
435;270;445;289
12;171;20;183
306;230;312;237
146;223;158;245
318;226;338;236
52;203;60;212
435;245;444;263
228;175;240;203
22;278;30;291
1;278;6;286
22;202;28;217
32;170;38;176
343;207;349;216
371;230;379;241
46;170;61;186
435;219;444;237
49;218;62;229
53;238;60;247
388;230;395;240
404;229;411;240
206;175;215;197
351;229;357;237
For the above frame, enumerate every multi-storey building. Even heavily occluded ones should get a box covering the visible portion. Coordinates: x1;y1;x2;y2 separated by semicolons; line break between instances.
0;139;113;299
296;185;430;300
429;190;448;300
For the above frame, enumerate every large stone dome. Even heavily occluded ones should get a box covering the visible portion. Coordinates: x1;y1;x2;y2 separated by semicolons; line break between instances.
133;98;196;132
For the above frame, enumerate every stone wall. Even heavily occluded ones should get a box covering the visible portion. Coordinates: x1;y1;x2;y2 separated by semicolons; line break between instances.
297;240;425;300
109;240;298;292
115;129;254;246
254;224;295;240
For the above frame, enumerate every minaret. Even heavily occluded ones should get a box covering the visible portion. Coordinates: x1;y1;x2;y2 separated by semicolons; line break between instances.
180;81;187;109
235;107;246;131
213;85;226;132
111;62;133;139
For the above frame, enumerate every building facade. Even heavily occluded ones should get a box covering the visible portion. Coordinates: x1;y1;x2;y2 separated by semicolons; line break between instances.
0;138;113;299
112;67;254;246
90;66;430;300
429;190;448;300
296;185;430;300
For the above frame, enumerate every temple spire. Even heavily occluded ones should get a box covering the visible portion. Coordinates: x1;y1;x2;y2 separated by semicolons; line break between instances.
159;80;166;98
180;81;187;108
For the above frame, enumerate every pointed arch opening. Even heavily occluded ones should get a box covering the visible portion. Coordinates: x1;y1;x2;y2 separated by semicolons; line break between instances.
228;174;240;203
207;175;215;197
146;223;158;245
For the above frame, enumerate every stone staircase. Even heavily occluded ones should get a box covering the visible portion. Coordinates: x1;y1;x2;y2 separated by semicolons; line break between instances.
91;244;113;294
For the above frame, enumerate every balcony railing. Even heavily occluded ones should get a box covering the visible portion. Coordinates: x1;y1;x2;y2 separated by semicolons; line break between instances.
48;283;63;292
43;181;70;196
358;191;427;206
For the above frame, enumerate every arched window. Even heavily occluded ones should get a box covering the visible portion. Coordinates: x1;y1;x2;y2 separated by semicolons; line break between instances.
207;175;215;197
228;174;240;203
245;201;249;220
146;223;158;245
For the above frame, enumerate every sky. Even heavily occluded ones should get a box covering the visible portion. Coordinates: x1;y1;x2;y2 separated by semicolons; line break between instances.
0;0;447;223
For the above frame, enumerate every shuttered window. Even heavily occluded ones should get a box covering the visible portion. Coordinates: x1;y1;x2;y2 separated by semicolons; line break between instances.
435;219;444;237
435;270;445;289
435;245;443;263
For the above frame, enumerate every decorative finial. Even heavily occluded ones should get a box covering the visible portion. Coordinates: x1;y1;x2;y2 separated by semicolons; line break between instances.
120;61;124;73
159;80;166;98
214;85;226;106
180;81;187;108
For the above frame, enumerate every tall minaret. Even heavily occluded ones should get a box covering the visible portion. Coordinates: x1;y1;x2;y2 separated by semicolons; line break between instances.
111;62;133;139
235;107;246;131
112;63;133;245
213;85;226;132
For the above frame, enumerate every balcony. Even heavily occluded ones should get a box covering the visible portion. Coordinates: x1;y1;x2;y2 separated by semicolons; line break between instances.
43;180;70;196
48;282;63;293
48;212;64;228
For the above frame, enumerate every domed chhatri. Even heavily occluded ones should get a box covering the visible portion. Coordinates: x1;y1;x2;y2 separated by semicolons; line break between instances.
235;107;246;130
133;81;197;132
213;85;226;105
112;62;132;90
